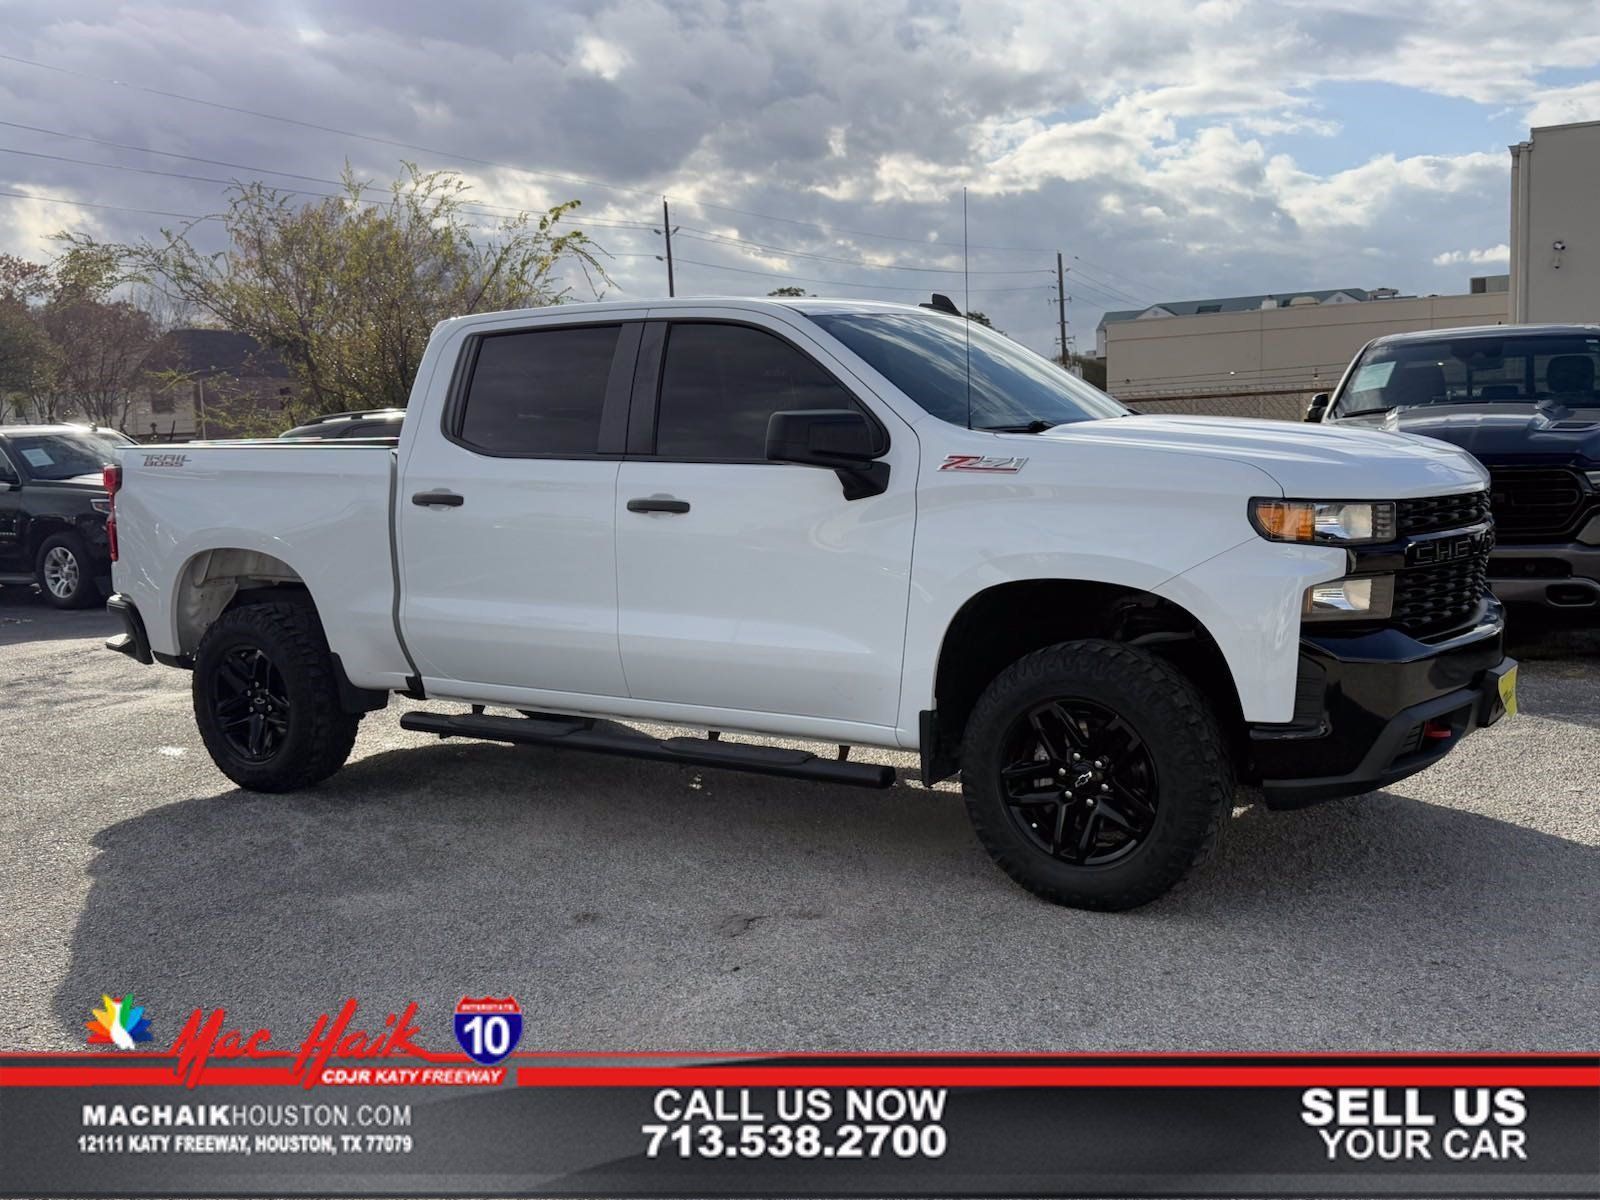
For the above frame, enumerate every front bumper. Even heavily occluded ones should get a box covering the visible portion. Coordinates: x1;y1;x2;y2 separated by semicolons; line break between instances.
1247;598;1514;807
1489;543;1600;610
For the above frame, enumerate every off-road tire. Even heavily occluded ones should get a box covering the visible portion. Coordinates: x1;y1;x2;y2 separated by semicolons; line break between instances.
35;533;99;609
960;638;1230;911
193;600;359;792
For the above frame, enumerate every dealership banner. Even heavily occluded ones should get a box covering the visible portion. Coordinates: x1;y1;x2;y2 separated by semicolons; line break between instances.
1;1000;1595;1197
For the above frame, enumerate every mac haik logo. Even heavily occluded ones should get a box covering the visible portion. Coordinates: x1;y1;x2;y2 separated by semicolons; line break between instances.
453;996;523;1065
87;993;153;1049
171;998;424;1088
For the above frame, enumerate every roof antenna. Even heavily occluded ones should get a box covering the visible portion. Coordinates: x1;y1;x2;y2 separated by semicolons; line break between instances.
963;186;972;431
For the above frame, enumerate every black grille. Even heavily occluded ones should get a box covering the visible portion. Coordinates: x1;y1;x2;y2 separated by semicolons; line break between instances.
1487;467;1588;540
1393;555;1490;635
1397;490;1489;535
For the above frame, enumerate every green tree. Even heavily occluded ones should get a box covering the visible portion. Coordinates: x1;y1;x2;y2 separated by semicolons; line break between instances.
64;164;609;416
964;309;994;328
767;286;809;297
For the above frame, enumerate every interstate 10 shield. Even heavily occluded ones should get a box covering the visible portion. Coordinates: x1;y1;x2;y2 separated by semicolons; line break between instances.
453;996;523;1065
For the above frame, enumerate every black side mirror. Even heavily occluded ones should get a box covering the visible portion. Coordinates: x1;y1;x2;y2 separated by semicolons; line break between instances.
766;409;889;500
1304;392;1331;423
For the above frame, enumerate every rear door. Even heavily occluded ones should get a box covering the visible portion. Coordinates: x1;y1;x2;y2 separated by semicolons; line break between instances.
397;313;642;698
613;311;918;731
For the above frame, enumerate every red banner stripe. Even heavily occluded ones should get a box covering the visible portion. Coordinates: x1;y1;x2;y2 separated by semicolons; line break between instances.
4;1063;1596;1088
513;1065;1600;1088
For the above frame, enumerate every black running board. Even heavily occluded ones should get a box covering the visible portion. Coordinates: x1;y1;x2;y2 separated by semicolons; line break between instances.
399;711;896;789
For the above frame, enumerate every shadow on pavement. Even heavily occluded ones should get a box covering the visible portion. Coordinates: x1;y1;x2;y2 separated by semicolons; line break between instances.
51;733;1600;1050
0;587;117;648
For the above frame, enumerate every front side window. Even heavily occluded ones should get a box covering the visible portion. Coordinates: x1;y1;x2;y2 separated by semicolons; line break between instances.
654;323;865;459
810;310;1127;430
457;324;621;455
1335;333;1600;416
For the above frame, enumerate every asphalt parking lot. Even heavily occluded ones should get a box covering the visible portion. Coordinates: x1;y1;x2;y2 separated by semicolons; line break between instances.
1;586;1596;1054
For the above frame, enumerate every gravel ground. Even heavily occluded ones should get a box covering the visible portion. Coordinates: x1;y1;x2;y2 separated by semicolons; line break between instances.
1;587;1595;1054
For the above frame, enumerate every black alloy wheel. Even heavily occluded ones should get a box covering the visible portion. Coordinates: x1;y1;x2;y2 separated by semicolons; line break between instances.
998;698;1158;866
211;645;292;761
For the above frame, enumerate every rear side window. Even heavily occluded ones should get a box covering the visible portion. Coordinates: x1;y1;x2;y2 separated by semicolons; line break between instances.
654;323;862;459
458;324;620;455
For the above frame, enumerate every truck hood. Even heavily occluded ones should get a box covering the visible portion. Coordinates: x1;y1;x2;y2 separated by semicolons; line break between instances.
1338;404;1600;467
1035;414;1487;498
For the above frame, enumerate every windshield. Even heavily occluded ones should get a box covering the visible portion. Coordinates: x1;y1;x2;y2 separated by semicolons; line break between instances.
1333;333;1600;416
810;310;1127;429
5;433;118;480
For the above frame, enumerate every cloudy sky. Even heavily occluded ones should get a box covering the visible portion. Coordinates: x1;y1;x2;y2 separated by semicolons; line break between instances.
3;0;1599;358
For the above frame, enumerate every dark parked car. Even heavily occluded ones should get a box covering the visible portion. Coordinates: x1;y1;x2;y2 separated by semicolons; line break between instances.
279;409;404;440
1311;324;1600;613
0;425;133;608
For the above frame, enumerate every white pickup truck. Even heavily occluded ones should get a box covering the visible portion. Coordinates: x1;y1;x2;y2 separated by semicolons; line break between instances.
104;297;1516;909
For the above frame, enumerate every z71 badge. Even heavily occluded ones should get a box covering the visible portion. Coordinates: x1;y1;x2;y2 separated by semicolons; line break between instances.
939;454;1028;473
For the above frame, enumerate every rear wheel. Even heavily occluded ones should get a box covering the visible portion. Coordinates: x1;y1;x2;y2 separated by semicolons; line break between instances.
36;533;99;609
193;600;359;792
960;639;1230;911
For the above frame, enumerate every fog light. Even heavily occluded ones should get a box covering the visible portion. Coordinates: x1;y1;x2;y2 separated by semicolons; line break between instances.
1303;575;1395;621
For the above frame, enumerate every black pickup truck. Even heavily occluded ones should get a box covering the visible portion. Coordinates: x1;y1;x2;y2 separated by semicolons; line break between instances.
0;424;133;608
1311;324;1600;615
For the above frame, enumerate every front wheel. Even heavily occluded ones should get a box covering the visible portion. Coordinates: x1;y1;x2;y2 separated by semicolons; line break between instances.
36;533;100;609
193;600;360;792
960;639;1231;911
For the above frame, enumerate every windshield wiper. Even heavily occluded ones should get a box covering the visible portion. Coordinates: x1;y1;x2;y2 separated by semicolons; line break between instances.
979;419;1057;433
1334;406;1398;419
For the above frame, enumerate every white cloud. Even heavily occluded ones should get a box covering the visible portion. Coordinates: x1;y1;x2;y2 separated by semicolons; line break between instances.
575;35;631;81
1433;244;1510;267
1525;80;1600;128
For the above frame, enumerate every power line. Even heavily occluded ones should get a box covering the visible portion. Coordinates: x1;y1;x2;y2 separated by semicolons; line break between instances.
0;187;212;221
643;254;1051;295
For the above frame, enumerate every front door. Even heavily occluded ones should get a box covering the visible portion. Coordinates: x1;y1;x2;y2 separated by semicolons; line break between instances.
398;316;640;698
614;315;917;731
0;449;24;574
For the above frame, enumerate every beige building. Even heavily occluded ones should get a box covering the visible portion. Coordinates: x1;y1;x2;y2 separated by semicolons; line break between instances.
1102;289;1507;418
1510;119;1600;324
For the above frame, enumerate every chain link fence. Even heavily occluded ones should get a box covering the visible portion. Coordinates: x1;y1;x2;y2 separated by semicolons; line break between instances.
1118;388;1317;422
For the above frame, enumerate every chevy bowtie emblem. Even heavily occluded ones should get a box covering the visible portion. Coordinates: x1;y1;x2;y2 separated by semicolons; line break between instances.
940;454;1028;473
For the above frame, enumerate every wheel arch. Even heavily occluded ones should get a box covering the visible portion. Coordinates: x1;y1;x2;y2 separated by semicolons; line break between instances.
920;578;1246;784
170;547;311;658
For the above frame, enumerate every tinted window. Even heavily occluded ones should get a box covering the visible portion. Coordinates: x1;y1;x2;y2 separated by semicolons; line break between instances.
0;450;17;484
1335;332;1600;415
811;311;1127;430
459;324;620;455
654;323;862;459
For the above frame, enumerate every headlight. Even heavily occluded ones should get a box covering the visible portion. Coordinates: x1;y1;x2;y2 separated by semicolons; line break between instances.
90;497;112;515
1251;498;1396;544
1304;575;1394;621
1584;470;1600;489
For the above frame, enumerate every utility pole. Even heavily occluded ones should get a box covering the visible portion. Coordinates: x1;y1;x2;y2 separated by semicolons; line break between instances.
1056;251;1069;368
662;198;676;297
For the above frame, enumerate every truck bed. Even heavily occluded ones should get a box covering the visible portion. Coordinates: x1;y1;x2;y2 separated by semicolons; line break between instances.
113;443;408;686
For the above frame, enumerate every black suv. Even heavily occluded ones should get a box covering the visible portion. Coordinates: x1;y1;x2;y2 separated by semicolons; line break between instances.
0;425;133;608
1311;324;1600;614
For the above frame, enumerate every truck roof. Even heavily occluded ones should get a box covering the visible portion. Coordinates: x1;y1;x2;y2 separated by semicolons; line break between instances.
1369;322;1600;346
433;295;941;331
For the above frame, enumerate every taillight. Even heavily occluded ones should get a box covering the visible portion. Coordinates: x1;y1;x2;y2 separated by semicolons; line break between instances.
103;464;121;562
